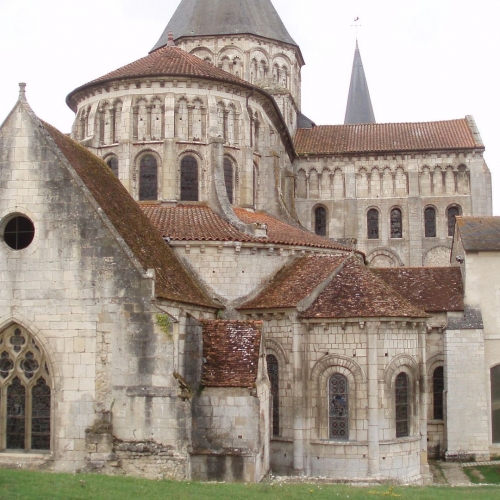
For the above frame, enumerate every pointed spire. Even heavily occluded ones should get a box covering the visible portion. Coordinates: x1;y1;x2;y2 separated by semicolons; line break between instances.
166;31;176;47
151;0;297;52
344;42;376;125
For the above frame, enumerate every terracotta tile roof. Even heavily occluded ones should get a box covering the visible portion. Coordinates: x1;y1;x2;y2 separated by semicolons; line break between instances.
372;267;464;312
67;46;251;110
140;203;356;252
42;122;216;308
456;216;500;252
239;254;348;309
302;258;429;319
200;320;262;388
294;119;482;155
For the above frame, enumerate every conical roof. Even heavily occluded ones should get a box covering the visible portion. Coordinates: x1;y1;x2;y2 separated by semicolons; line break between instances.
344;41;376;125
67;45;250;111
152;0;297;51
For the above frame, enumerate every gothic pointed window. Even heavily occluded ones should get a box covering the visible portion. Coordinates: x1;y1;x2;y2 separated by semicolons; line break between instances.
266;355;279;437
433;367;444;420
223;158;234;204
180;156;199;201
424;207;436;237
491;365;500;442
395;372;409;438
367;209;379;239
0;325;51;451
328;374;348;440
314;206;327;236
139;154;158;201
447;206;461;237
390;208;403;239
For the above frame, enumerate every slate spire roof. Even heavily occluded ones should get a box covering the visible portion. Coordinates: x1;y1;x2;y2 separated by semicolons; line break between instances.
344;41;376;125
151;0;297;51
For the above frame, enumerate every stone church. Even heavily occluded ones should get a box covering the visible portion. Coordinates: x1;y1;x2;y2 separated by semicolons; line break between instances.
0;0;498;485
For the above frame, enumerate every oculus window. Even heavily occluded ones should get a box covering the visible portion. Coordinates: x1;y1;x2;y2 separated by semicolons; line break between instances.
3;216;35;250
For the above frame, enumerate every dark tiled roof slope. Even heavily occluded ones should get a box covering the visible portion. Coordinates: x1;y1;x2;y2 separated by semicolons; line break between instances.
43;122;215;308
295;119;482;155
153;0;297;51
140;203;356;252
240;254;347;309
456;217;500;251
200;320;262;388
373;267;464;312
302;258;429;319
80;45;247;89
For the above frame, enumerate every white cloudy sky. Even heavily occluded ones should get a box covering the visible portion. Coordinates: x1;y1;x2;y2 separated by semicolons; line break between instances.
1;0;499;212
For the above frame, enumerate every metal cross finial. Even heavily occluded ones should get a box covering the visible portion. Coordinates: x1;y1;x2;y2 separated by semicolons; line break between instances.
351;17;361;41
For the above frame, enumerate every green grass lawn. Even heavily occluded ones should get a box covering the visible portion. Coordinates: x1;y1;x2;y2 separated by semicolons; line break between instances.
1;470;500;500
464;465;500;485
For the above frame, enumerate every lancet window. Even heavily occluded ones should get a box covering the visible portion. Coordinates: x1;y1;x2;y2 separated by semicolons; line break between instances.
139;154;158;201
367;209;379;239
433;367;444;420
106;156;119;177
491;365;500;442
390;208;403;238
180;156;199;201
424;207;436;238
314;206;327;236
395;372;409;438
0;325;51;451
447;206;460;237
266;355;279;437
223;158;234;204
328;374;349;440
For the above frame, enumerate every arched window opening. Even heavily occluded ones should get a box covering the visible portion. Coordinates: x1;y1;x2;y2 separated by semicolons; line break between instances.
433;366;444;420
395;372;409;438
314;206;327;236
0;325;51;451
491;365;500;442
425;207;436;238
266;355;279;437
253;163;259;208
139;154;158;201
390;208;403;239
223;158;233;204
447;206;460;237
106;156;118;177
328;374;348;440
180;156;199;201
367;209;379;239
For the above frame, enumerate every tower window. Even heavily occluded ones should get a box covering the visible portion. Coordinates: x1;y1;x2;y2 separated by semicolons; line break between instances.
314;207;327;236
491;365;500;442
139;154;158;201
367;209;379;239
424;207;436;237
447;206;460;237
106;156;119;177
266;355;279;436
433;366;444;420
395;372;409;437
180;156;199;201
328;374;349;440
223;158;234;204
3;216;35;250
390;208;403;238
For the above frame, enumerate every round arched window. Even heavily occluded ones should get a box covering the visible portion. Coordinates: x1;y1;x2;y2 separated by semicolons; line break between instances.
3;216;35;250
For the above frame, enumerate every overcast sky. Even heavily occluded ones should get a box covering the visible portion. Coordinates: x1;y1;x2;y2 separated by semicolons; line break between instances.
1;0;499;213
